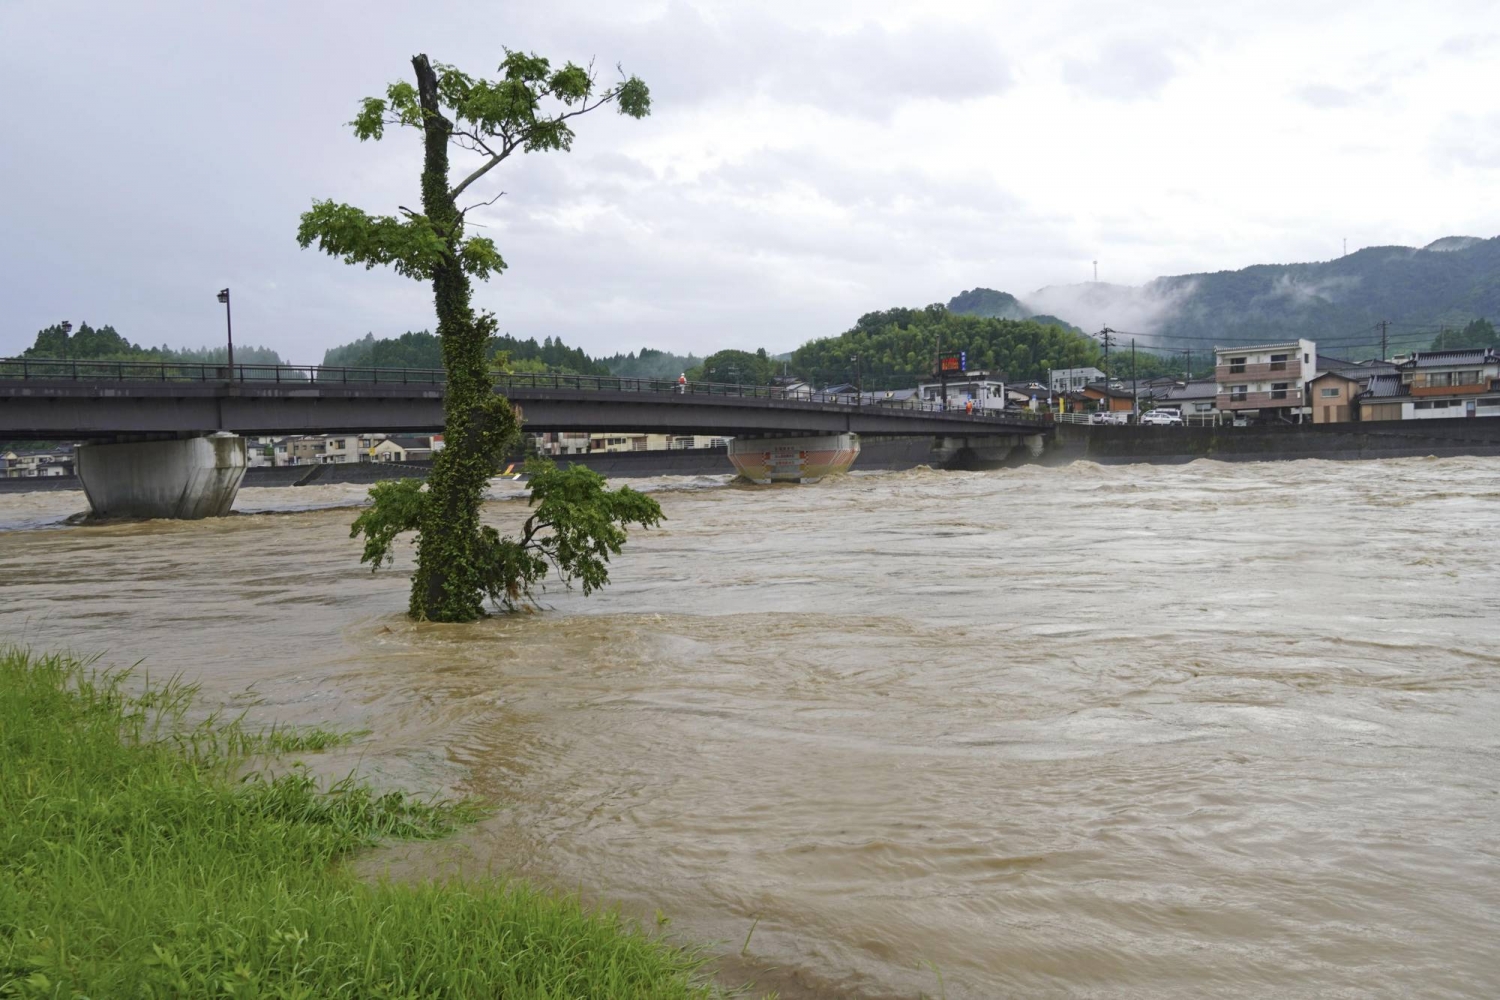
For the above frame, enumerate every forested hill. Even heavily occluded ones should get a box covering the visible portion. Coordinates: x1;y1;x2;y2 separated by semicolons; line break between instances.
790;306;1102;390
955;235;1500;357
1140;236;1500;353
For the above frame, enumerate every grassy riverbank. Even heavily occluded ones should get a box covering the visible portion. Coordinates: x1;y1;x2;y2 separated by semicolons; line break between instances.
0;648;723;998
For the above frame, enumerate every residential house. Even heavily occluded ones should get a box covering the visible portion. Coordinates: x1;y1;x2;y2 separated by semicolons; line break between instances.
2;446;75;478
370;436;436;462
1390;348;1500;420
1357;373;1407;422
1064;381;1136;414
1148;378;1220;422
772;376;812;399
1307;371;1362;423
1214;340;1318;422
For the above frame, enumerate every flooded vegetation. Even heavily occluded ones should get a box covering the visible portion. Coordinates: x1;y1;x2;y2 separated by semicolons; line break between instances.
3;458;1498;998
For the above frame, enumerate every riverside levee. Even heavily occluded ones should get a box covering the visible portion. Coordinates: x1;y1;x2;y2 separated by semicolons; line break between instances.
4;458;1500;998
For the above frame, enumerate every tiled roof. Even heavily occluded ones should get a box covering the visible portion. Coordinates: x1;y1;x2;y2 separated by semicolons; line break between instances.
1317;354;1397;376
1398;349;1499;369
1361;373;1407;399
1152;379;1217;402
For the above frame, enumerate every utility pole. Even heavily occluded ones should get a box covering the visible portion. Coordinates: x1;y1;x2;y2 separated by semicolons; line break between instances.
851;353;863;402
934;327;946;411
1093;260;1098;282
1380;319;1389;359
1131;338;1137;419
1097;326;1116;415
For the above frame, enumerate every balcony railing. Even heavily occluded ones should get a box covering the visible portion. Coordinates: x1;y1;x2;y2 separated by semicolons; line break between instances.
1217;389;1304;409
1215;361;1303;381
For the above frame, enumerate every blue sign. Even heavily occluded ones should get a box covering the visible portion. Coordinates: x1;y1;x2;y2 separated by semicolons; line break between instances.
960;351;967;372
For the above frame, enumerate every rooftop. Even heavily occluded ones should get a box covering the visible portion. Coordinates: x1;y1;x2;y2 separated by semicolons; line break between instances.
1360;373;1408;399
1396;348;1500;370
1215;340;1310;355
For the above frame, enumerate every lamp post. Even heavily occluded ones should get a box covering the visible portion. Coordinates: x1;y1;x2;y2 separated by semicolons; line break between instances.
851;353;862;402
216;288;234;376
59;320;72;361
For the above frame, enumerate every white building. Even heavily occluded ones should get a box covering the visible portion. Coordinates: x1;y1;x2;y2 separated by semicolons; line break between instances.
916;370;1010;411
1214;339;1319;422
1050;367;1106;393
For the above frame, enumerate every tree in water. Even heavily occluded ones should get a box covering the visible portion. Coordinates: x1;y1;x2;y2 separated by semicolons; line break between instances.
298;52;662;622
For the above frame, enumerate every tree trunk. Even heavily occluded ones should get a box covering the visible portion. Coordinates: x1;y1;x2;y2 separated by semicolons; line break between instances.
407;53;492;622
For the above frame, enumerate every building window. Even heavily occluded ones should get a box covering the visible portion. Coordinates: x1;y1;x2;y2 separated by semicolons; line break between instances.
1319;387;1339;398
1229;386;1248;402
1415;401;1433;409
1228;357;1247;374
1270;383;1289;400
1479;397;1500;407
1270;354;1289;371
1456;371;1480;385
1427;372;1452;387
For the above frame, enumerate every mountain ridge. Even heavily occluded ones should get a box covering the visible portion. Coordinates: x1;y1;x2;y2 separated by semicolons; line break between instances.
950;235;1500;356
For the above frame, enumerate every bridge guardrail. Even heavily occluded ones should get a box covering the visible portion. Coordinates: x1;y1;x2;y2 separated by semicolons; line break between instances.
0;358;1053;425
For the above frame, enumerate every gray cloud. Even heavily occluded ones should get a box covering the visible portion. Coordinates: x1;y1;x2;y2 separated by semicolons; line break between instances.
2;1;1499;364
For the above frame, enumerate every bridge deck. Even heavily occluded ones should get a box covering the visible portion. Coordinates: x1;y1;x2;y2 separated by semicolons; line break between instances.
0;361;1052;440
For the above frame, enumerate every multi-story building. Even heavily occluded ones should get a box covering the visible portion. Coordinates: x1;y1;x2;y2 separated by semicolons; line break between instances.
1214;340;1318;422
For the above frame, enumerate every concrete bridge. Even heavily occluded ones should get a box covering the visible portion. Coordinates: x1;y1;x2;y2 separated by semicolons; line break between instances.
0;359;1052;516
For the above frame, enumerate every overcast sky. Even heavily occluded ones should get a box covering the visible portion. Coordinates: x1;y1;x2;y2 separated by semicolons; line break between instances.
3;0;1498;361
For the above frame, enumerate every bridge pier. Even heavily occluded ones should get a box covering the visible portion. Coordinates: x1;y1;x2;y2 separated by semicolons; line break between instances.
76;433;247;519
726;432;860;483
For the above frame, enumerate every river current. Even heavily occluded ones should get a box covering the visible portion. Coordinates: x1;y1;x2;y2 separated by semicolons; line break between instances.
2;458;1498;998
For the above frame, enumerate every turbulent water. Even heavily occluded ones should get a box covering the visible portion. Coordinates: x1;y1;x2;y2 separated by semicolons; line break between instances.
3;459;1499;999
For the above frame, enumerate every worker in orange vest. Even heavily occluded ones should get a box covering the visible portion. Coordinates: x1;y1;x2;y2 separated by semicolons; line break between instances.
677;372;687;394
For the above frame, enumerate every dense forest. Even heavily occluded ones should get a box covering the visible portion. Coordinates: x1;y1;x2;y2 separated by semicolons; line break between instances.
790;306;1105;390
321;331;609;375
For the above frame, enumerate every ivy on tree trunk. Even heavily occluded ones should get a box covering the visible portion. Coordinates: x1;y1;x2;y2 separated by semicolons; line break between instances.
299;52;658;622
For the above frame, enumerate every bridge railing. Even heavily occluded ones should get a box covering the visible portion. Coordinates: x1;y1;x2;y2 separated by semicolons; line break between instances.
0;358;1053;424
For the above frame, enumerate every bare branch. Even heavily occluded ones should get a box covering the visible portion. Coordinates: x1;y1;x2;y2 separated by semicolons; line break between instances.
448;136;519;201
460;191;506;214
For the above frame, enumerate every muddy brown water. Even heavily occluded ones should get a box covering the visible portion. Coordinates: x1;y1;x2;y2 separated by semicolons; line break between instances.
2;459;1498;998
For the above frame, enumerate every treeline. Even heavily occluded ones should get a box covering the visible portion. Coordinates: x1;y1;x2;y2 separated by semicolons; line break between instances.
598;347;703;379
14;322;287;366
322;331;609;375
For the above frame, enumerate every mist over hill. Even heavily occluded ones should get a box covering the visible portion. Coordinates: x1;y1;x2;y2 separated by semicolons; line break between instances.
951;235;1500;358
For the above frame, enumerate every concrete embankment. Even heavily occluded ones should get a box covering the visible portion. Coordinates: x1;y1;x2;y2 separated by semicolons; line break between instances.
1049;416;1500;464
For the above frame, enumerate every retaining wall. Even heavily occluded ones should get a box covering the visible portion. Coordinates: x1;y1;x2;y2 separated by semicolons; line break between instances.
1051;417;1500;464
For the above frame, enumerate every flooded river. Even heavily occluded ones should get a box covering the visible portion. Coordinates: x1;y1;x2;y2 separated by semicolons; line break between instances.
2;458;1498;998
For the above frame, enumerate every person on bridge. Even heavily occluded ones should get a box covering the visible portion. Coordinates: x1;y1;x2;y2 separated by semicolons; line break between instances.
677;372;687;394
965;398;974;415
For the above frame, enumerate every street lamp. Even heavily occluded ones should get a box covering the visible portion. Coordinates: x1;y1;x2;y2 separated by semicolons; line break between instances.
850;353;862;400
59;320;72;361
216;288;234;375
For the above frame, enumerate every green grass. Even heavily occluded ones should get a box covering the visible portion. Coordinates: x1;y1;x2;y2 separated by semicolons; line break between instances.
0;648;728;999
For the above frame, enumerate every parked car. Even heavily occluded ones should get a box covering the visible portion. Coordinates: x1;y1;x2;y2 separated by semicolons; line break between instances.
1140;408;1183;426
1089;411;1129;425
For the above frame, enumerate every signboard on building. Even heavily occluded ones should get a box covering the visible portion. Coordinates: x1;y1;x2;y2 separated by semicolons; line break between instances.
938;352;966;374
